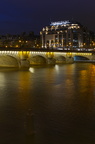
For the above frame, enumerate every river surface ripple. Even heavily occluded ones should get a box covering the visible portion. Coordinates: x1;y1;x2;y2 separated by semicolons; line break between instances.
0;63;95;144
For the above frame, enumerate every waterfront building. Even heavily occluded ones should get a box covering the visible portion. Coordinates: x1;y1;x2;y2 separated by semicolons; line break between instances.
40;20;95;50
0;32;41;48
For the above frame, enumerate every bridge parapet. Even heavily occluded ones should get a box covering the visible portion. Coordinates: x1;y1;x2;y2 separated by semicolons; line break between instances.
0;49;93;67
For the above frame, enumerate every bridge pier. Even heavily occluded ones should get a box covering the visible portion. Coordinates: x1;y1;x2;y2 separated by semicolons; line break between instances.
19;51;30;68
66;57;74;63
91;54;95;60
47;58;56;65
0;49;93;67
20;59;30;68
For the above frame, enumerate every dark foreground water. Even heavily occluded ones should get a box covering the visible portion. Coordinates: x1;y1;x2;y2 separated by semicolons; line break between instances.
0;63;95;144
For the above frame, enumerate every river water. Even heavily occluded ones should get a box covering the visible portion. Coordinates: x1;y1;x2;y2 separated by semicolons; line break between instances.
0;63;95;144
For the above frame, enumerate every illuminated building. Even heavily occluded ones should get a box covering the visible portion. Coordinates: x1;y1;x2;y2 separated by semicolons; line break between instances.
40;20;95;50
0;32;41;48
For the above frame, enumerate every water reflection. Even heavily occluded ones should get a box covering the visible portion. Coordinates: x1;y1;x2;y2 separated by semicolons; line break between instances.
29;67;35;73
0;64;95;144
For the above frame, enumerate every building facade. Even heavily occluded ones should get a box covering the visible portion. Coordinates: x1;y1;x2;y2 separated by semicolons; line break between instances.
0;32;41;48
40;20;95;50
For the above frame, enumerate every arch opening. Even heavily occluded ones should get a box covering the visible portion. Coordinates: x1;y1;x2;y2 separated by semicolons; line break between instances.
56;56;66;64
0;55;19;67
29;55;47;65
74;56;89;61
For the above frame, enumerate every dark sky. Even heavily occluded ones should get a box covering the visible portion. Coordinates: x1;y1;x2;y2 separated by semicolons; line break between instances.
0;0;95;35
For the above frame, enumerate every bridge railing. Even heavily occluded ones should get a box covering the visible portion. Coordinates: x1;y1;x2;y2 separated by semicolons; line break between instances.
0;47;94;53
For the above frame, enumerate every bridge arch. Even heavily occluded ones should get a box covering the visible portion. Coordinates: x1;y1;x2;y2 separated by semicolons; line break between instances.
55;55;66;64
29;55;47;65
0;55;20;67
74;55;90;61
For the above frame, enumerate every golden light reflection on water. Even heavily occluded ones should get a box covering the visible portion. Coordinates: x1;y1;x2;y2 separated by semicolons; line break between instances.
74;64;95;114
79;64;95;88
0;64;95;143
17;71;32;109
0;73;6;85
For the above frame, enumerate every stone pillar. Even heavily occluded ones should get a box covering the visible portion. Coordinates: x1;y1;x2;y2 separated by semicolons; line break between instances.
91;54;95;60
19;51;30;68
46;52;55;65
20;59;30;68
47;58;56;65
66;57;74;63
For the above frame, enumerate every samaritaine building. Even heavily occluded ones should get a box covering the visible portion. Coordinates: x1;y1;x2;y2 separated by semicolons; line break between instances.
40;20;95;50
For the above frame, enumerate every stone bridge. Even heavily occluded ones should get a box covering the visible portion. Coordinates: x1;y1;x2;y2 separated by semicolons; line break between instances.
0;48;94;68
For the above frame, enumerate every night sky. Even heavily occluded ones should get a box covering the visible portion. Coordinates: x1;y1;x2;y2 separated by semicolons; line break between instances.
0;0;95;35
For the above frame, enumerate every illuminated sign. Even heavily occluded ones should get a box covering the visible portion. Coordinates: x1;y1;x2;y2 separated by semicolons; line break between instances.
50;21;70;26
